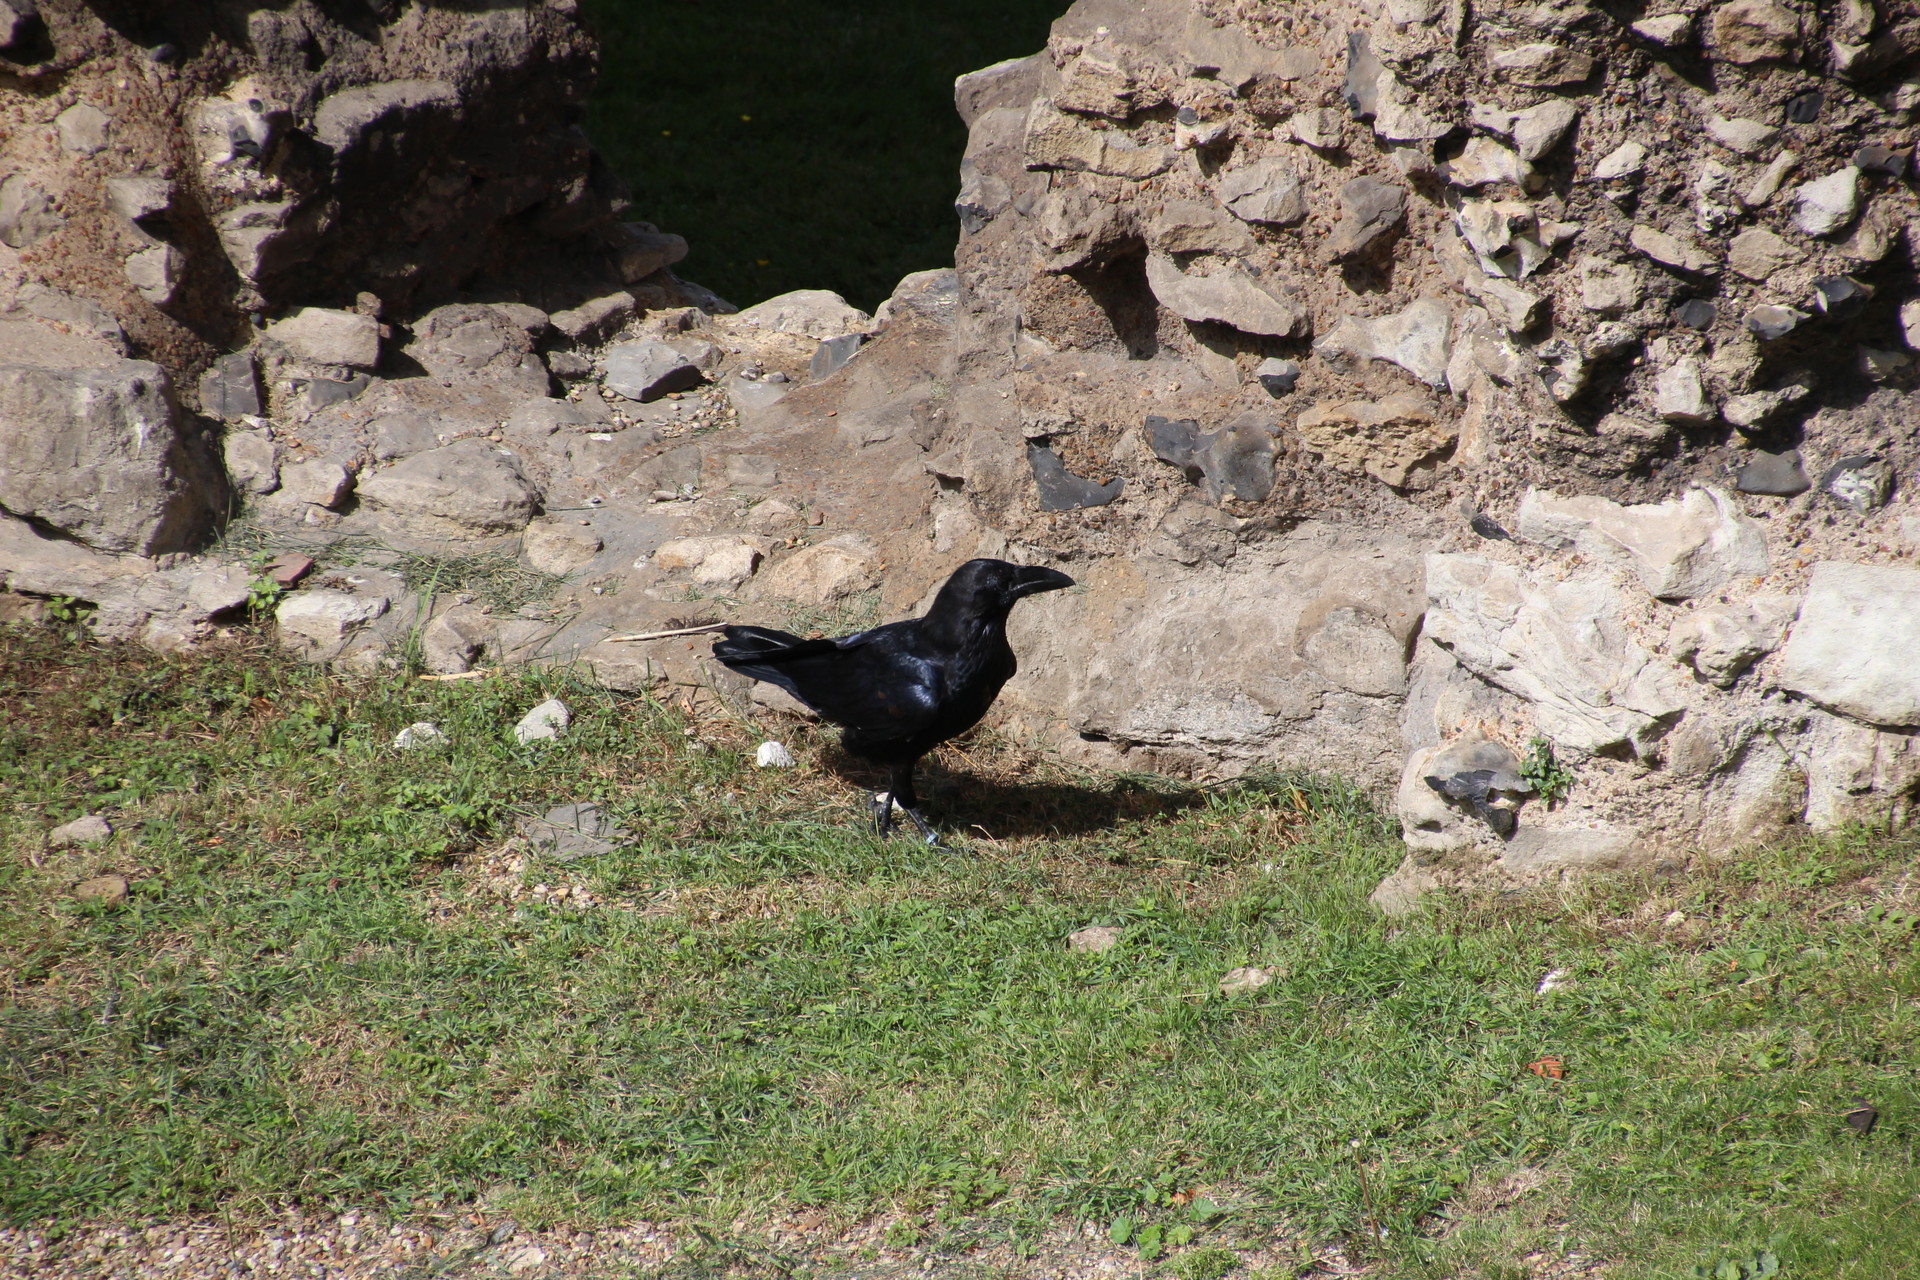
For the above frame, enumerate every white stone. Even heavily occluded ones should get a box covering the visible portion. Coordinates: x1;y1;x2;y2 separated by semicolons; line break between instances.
1793;169;1862;237
1667;597;1797;687
1742;152;1798;207
649;535;764;587
124;245;183;305
1592;140;1647;181
1510;100;1579;163
1218;966;1275;996
278;458;353;509
275;590;388;654
1423;553;1690;755
1068;925;1122;953
1313;297;1453;388
1653;357;1712;424
1629;224;1718;274
1515;486;1768;600
266;307;380;368
755;741;796;768
50;814;113;847
1144;254;1306;337
224;431;278;496
56;104;110;154
754;535;881;604
1776;562;1920;727
355;440;542;537
514;699;571;745
1705;115;1779;156
1632;14;1692;44
1899;298;1920;351
394;722;448;750
1447;137;1528;189
1727;228;1804;280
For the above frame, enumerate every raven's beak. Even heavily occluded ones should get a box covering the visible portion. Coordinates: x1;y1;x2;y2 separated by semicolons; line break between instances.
1011;565;1075;597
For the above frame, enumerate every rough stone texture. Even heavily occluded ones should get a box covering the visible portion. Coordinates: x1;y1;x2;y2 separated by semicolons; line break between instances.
1777;563;1920;727
522;520;603;575
1294;395;1454;490
1143;255;1305;337
753;536;882;605
266;308;381;369
354;440;542;537
50;814;113;848
730;290;872;340
1516;487;1769;600
603;341;704;402
275;591;389;662
0;357;215;555
649;535;766;587
404;305;549;395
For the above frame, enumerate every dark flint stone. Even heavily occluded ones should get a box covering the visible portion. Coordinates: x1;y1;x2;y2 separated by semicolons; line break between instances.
1469;512;1511;540
1785;91;1822;124
809;332;865;380
1852;145;1908;176
1675;299;1715;330
1736;449;1810;497
1029;444;1123;511
1812;275;1872;320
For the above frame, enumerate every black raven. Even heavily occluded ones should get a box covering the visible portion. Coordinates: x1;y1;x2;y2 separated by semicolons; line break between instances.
712;557;1074;842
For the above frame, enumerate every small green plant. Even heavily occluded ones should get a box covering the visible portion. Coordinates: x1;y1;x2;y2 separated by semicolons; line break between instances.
246;574;285;613
1520;736;1575;806
1693;1249;1780;1280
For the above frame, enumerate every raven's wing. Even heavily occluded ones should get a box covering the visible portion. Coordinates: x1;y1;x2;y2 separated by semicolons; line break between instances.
713;623;940;737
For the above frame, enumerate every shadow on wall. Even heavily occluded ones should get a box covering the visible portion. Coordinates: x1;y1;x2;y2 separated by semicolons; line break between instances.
579;0;1065;313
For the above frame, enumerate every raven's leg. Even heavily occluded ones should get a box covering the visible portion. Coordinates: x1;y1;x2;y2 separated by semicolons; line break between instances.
887;762;941;847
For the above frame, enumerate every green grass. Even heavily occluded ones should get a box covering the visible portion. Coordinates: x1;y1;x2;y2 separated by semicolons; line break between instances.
3;621;1919;1277
578;0;1063;312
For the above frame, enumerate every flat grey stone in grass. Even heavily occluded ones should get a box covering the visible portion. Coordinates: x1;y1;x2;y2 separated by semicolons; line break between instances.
1218;966;1277;997
73;874;129;906
518;802;628;861
1068;925;1122;953
394;722;448;750
513;698;570;745
50;814;113;847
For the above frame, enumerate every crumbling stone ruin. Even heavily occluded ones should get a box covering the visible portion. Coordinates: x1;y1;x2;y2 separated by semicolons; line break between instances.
3;0;1917;909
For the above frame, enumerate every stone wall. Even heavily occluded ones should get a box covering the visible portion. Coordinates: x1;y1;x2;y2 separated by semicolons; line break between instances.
4;0;1918;907
929;0;1920;901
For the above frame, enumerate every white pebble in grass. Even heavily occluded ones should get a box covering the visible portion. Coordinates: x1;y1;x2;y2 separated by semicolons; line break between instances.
394;722;447;750
1537;968;1570;995
513;698;570;745
1219;966;1277;997
755;740;796;768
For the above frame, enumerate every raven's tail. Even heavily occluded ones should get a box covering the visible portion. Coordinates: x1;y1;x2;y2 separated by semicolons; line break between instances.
711;626;833;713
712;624;809;664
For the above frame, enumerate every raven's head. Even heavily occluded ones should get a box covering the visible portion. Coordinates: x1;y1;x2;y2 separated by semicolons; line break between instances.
935;558;1075;619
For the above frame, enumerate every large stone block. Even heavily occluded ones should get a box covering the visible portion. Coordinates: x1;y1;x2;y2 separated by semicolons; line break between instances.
354;439;542;537
0;359;207;555
1776;561;1920;727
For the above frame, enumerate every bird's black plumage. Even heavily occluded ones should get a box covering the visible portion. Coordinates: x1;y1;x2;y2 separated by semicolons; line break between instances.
712;557;1074;841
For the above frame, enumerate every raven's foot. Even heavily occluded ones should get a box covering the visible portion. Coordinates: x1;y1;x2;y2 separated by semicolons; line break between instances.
869;793;942;846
